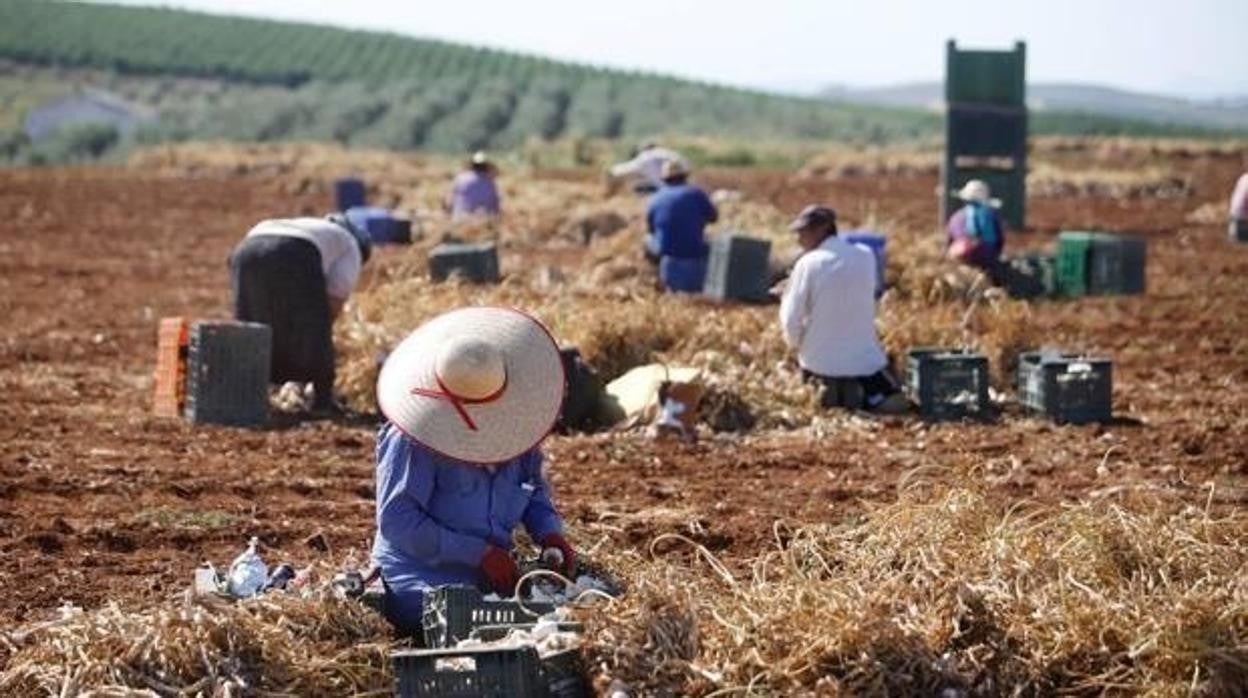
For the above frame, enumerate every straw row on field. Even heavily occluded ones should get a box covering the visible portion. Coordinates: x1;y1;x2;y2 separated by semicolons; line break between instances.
4;484;1243;696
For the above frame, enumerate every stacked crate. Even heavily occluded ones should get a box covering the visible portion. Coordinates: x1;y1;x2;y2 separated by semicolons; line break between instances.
942;40;1028;230
152;317;189;418
393;647;545;697
422;586;555;649
333;177;366;211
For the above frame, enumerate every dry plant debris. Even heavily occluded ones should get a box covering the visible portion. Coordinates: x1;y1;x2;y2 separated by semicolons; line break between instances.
0;590;395;696
582;483;1248;696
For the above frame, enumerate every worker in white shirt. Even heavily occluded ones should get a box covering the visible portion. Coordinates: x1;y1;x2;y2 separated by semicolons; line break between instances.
779;205;907;413
607;141;689;195
229;215;371;413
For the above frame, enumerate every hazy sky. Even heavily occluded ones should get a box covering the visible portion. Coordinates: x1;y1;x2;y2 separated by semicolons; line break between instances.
107;0;1248;98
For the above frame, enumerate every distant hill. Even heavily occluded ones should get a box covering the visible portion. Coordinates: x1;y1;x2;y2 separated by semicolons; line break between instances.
0;0;940;148
822;82;1248;132
0;0;1240;165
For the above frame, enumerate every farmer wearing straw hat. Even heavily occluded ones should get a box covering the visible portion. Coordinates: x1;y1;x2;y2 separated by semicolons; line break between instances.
644;158;718;292
370;307;577;637
781;205;907;414
229;214;371;413
946;179;1007;280
448;151;501;219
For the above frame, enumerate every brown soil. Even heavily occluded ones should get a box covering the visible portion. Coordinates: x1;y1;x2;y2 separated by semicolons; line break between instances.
1;149;1245;630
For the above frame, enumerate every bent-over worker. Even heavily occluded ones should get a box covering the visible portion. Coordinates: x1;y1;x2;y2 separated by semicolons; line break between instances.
229;214;371;412
609;141;688;194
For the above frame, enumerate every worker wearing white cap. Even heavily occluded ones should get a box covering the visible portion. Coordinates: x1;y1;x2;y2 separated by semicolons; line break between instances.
370;307;576;637
448;151;501;219
946;179;1007;280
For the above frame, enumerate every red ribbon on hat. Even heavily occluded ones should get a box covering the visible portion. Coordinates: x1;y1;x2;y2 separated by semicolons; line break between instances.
410;375;508;432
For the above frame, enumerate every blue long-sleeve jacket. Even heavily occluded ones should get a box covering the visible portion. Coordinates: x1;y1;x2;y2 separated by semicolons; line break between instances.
370;423;564;633
646;183;717;259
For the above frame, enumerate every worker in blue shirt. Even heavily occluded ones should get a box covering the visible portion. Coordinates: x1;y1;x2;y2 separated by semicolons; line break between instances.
645;159;718;293
370;307;576;638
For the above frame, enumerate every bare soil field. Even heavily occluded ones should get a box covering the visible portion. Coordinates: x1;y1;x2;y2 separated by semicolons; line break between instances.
1;142;1245;682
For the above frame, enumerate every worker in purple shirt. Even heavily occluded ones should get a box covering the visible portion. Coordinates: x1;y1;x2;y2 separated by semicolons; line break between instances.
946;179;1006;284
370;307;575;639
645;160;718;293
448;151;501;219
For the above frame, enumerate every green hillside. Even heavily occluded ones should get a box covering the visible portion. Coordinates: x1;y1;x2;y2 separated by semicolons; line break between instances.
0;0;939;146
0;0;1238;165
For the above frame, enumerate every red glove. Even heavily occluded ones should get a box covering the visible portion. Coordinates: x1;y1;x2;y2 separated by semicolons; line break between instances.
479;545;520;595
540;533;578;578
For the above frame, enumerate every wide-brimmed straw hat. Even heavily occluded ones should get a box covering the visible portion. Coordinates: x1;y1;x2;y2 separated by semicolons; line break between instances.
956;179;1002;208
377;307;565;464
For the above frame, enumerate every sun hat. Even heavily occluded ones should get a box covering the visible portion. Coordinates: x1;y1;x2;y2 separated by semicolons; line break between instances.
788;204;838;232
660;158;690;180
377;307;565;464
956;179;1002;208
325;212;372;264
471;151;491;166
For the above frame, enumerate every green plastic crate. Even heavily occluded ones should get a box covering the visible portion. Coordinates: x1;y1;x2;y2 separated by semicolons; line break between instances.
1056;232;1095;297
945;40;1027;106
1056;232;1146;297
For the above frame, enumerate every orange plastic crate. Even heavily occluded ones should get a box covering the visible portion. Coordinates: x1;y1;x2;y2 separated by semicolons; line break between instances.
153;317;189;418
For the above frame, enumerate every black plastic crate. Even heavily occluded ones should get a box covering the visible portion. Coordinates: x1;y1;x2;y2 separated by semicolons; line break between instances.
543;650;591;698
423;586;555;649
1087;235;1146;295
1004;253;1056;299
703;234;771;302
1232;220;1248;243
906;348;990;420
429;242;500;283
184;321;271;427
1017;350;1112;424
946;104;1027;158
393;646;544;698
